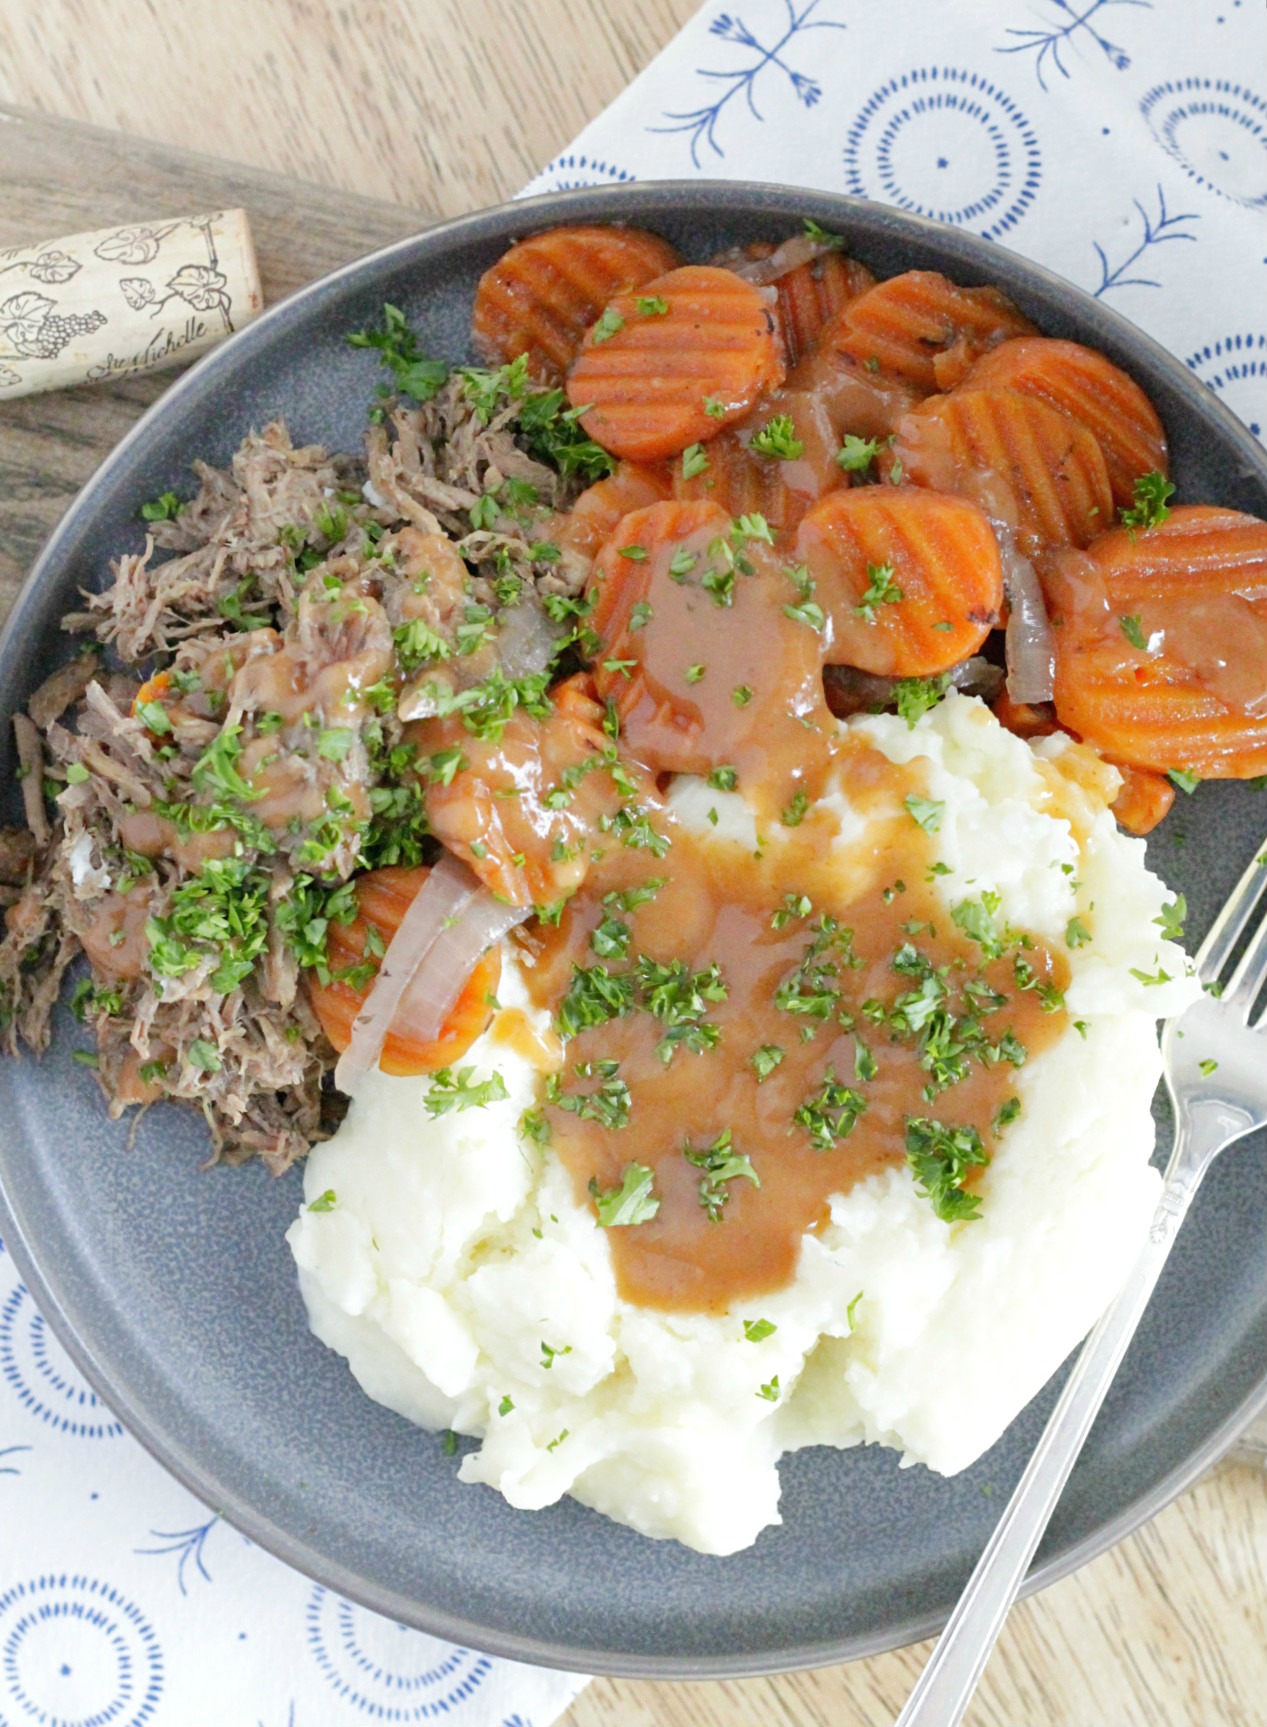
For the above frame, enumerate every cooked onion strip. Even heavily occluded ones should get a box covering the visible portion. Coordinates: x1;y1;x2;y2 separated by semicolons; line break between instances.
997;535;1056;704
392;891;529;1045
334;852;478;1094
712;232;836;287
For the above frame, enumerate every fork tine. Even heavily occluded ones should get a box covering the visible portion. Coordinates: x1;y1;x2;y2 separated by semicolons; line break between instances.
1195;833;1267;983
1226;910;1267;1015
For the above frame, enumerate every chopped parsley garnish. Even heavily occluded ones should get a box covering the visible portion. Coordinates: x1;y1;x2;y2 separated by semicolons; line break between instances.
855;561;903;623
1199;1058;1219;1077
308;1189;337;1213
905;1116;989;1223
756;1376;780;1402
540;1341;572;1369
781;789;810;827
1120;614;1148;650
590;913;631;960
732;684;754;707
684;662;706;684
591;307;625;344
191;725;261;803
793;1070;867;1150
894;674;949;728
1168;768;1200;794
707;766;739;791
498;1395;515;1415
1130;964;1173;987
139;489;183;522
683;1129;760;1222
703;394;728;418
556;964;636;1038
904;793;944;834
951;891;1007;961
637;295;669;317
589;1162;660;1227
548;1061;633;1128
135;699;172;734
802;217;847;249
146;857;271;995
187;1038;222;1074
423;1066;510;1116
1119;470;1175;534
992;1096;1022;1134
1154;895;1186;941
1065;916;1092;948
751;415;804;460
743;1318;777;1342
772;892;812;930
681;443;710;479
346;302;450;401
836;434;882;473
751;1043;785;1081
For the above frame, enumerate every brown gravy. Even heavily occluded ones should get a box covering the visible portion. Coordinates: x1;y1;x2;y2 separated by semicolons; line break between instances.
519;735;1068;1312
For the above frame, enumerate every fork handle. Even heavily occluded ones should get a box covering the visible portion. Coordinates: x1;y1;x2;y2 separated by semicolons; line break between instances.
894;1127;1213;1727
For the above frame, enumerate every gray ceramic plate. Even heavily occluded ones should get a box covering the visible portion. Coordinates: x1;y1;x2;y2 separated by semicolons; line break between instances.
2;183;1266;1680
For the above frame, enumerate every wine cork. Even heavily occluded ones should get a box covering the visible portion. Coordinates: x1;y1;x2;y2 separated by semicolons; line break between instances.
0;208;262;401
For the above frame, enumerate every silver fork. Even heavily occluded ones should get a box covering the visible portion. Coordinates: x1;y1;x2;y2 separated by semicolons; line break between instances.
896;831;1267;1727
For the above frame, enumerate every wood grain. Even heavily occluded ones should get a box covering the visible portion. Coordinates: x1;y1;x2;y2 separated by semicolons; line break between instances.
2;10;1267;1724
0;0;698;218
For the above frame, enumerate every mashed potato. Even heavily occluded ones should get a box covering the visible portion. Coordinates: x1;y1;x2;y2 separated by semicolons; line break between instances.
287;695;1197;1555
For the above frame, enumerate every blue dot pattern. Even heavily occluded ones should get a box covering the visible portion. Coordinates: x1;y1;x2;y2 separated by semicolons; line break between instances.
524;0;1266;443
8;3;1267;1721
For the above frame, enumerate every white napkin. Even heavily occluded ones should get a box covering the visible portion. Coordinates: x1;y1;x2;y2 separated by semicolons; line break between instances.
5;3;1266;1723
526;0;1267;444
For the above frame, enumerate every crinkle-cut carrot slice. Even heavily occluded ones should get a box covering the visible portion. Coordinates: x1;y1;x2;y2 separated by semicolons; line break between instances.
729;245;879;370
554;461;673;565
1109;763;1176;835
963;337;1168;511
588;500;733;689
1043;506;1267;777
409;673;628;908
674;389;842;533
815;271;1037;398
565;265;785;463
306;865;500;1077
471;225;681;383
895;388;1113;556
794;485;1003;678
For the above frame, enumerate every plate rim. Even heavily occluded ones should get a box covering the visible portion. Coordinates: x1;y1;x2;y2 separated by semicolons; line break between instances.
2;177;1267;1680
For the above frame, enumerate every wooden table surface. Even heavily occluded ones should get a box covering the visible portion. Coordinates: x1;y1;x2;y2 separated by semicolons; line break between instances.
3;5;1267;1724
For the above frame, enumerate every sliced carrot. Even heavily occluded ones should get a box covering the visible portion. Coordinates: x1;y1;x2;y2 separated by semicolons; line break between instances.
962;337;1168;510
794;485;1003;678
409;673;630;908
1044;506;1267;777
554;461;673;565
815;271;1037;398
769;251;877;370
131;669;172;718
895;388;1113;555
307;865;500;1077
1109;763;1176;835
588;500;735;721
991;692;1060;740
471;224;681;383
565;265;785;463
674;388;843;533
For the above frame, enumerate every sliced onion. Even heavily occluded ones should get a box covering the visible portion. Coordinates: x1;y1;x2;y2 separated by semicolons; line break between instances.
496;598;560;680
334;852;477;1095
711;232;834;287
996;531;1056;705
948;656;1005;702
391;889;529;1044
334;852;531;1095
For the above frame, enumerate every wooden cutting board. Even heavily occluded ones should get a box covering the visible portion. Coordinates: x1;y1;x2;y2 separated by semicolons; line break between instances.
0;103;432;609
